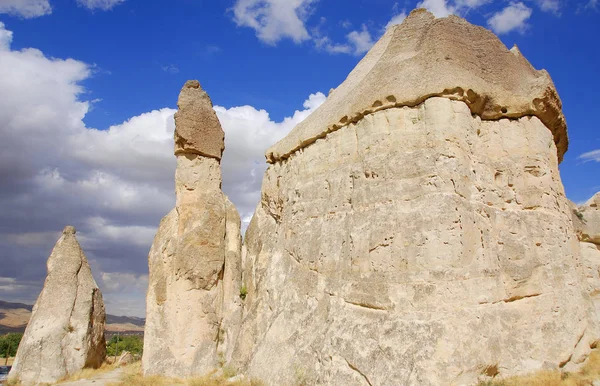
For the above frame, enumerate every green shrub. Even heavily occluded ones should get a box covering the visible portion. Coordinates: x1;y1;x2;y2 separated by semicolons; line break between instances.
239;286;248;300
0;333;22;358
106;334;143;356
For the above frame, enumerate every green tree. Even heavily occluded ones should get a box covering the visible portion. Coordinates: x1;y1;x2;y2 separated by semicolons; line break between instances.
106;335;143;356
0;333;23;358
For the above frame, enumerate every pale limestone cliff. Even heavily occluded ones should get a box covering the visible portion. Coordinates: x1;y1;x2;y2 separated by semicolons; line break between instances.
9;226;106;385
142;81;242;377
231;9;598;386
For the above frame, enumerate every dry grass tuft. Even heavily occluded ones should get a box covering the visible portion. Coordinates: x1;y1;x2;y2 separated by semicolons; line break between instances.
107;362;263;386
481;349;600;386
56;362;117;384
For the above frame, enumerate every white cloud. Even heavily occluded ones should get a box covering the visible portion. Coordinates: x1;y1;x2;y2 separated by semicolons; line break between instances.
75;0;125;10
417;0;457;17
231;0;317;44
314;36;352;54
347;26;375;55
415;0;492;17
455;0;491;8
0;0;51;18
487;2;532;35
0;21;326;316
0;277;27;292
579;149;600;163
534;0;560;13
385;12;407;29
0;0;124;17
0;22;12;48
314;25;375;56
217;92;326;230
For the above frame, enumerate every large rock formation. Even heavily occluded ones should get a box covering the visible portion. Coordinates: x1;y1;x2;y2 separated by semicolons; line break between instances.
231;10;599;385
9;226;106;385
573;193;600;324
143;80;243;377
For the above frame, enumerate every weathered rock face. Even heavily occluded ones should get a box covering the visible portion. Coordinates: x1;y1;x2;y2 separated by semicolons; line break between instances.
573;193;600;321
143;81;242;377
233;10;598;386
579;193;600;245
581;242;600;318
174;80;225;160
9;226;106;385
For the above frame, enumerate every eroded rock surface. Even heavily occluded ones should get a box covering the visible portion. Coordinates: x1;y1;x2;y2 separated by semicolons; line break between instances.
574;193;600;322
579;193;600;245
174;80;225;160
9;226;106;385
233;11;598;386
143;81;242;377
266;8;567;163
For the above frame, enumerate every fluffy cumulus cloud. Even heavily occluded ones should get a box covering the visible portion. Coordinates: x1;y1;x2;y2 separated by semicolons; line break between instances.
231;0;379;56
487;2;533;34
346;26;375;55
0;0;51;18
0;22;325;317
218;92;326;228
75;0;125;11
231;0;317;44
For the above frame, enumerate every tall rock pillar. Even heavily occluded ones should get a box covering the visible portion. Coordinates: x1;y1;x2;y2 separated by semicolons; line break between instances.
143;80;242;377
9;226;106;385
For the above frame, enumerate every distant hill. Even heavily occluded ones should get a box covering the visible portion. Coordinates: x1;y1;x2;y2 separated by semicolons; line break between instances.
0;300;33;311
0;300;145;335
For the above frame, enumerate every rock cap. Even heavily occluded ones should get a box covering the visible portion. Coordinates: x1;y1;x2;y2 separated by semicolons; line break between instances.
266;9;568;163
63;225;76;235
174;80;225;160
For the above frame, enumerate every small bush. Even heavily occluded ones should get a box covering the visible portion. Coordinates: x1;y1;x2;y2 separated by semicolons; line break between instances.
239;286;248;300
574;210;586;222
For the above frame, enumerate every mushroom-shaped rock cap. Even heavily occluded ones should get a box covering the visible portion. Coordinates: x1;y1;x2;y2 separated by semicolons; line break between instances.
174;80;225;160
266;9;568;163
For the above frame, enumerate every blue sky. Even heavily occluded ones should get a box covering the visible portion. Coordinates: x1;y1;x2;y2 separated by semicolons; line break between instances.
0;0;598;317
